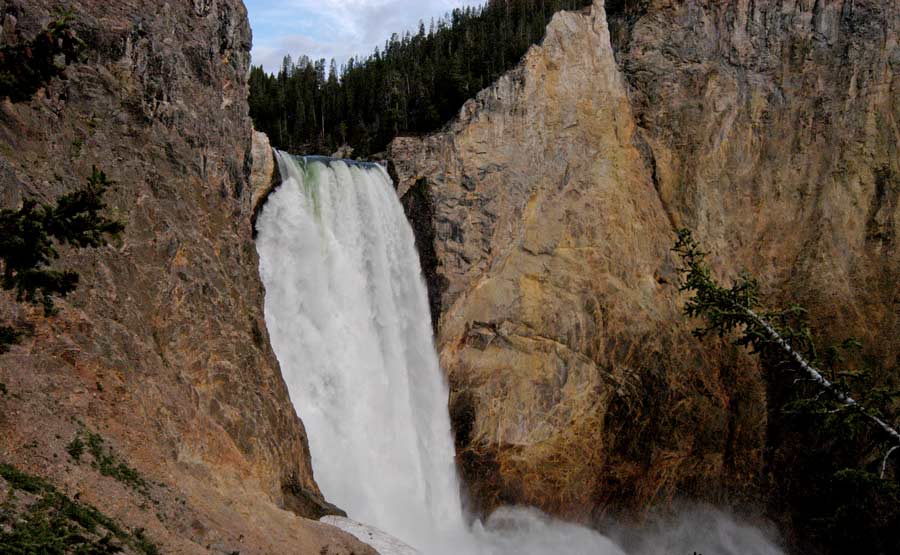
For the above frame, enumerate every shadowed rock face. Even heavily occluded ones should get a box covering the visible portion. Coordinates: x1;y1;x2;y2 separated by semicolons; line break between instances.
391;0;898;532
0;1;370;553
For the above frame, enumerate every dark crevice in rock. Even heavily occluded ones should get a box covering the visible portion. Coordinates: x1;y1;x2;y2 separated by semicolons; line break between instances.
632;130;676;232
604;0;651;60
400;177;446;335
451;388;503;519
866;166;898;247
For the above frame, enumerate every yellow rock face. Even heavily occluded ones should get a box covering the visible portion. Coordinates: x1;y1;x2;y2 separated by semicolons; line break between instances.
391;0;899;522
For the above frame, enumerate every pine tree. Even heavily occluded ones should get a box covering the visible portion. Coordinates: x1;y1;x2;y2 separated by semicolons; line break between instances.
673;229;900;447
0;167;124;353
673;229;900;552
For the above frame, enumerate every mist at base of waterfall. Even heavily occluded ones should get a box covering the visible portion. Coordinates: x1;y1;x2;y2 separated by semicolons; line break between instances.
322;503;784;555
255;153;784;555
467;505;782;555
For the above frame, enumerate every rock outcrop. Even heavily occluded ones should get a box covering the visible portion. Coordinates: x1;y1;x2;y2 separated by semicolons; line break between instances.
250;129;276;215
0;1;371;553
391;0;899;533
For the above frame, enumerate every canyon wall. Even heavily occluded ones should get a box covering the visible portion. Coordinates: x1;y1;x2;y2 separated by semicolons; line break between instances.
0;1;370;553
390;0;899;530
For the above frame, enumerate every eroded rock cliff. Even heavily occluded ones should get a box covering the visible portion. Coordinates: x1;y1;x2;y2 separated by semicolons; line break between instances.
0;1;371;553
390;0;898;535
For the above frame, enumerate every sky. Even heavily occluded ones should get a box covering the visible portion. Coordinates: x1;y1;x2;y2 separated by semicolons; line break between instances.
245;0;481;74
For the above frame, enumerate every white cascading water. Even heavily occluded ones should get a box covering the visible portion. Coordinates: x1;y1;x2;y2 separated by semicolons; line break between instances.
255;153;786;555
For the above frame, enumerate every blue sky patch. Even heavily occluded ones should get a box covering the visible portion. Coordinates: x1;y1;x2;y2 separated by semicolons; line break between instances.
245;0;479;73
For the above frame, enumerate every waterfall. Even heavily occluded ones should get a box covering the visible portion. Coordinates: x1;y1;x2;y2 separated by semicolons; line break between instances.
255;152;465;548
255;153;785;555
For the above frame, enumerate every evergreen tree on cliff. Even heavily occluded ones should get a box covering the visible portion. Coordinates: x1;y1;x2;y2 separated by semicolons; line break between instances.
0;167;124;353
0;13;121;354
674;229;900;553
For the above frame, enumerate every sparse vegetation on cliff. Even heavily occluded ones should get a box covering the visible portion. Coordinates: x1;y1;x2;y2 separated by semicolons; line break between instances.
674;229;900;553
0;1;368;552
0;11;83;102
66;430;148;493
0;167;123;354
0;463;159;555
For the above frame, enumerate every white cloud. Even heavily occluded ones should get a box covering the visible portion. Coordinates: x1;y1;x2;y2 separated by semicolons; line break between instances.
247;0;478;72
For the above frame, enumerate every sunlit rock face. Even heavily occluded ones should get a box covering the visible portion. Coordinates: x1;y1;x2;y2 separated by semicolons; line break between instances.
0;1;371;553
390;0;899;529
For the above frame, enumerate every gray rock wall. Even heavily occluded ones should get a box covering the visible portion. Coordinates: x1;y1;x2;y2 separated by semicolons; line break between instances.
0;2;371;553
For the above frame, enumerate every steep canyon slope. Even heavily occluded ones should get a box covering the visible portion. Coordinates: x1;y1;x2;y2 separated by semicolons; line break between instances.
0;1;371;553
390;0;899;534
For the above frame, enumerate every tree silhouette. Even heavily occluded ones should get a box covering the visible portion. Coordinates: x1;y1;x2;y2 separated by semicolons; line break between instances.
0;167;123;353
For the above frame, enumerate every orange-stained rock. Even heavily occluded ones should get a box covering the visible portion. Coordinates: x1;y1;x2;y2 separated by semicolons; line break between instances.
390;0;899;526
0;1;371;553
